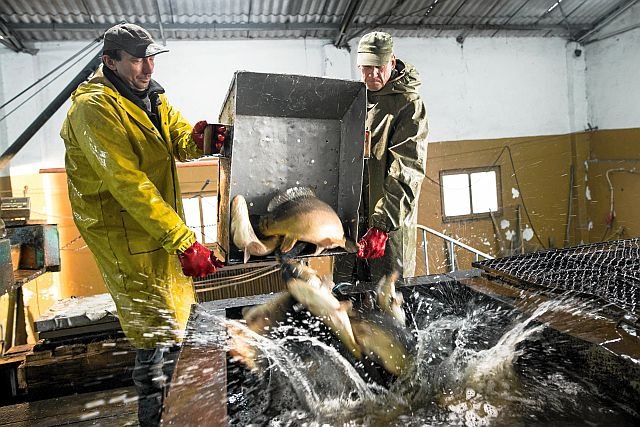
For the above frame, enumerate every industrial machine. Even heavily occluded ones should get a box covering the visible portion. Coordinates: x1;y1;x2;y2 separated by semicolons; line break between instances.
1;197;60;355
213;71;367;265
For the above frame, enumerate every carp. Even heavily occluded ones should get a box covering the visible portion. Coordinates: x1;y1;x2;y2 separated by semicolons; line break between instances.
230;194;280;263
376;271;406;326
350;311;416;377
281;260;362;359
259;187;356;255
242;291;295;335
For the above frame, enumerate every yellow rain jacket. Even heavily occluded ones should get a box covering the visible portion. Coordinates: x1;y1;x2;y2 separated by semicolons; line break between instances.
60;65;202;348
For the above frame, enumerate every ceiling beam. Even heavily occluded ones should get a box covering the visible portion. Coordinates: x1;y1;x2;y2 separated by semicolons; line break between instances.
334;0;365;47
6;21;591;35
0;17;36;54
576;0;639;43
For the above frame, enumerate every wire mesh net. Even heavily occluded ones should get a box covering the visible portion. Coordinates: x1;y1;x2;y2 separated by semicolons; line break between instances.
473;238;640;316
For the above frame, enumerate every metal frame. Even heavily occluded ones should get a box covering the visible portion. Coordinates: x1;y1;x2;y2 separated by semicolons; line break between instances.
418;224;494;274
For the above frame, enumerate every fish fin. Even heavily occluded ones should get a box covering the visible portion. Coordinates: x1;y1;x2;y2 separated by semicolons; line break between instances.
376;275;389;309
313;245;325;256
320;275;334;291
280;235;298;253
330;306;362;358
243;249;251;264
267;187;316;212
339;300;353;314
344;238;359;253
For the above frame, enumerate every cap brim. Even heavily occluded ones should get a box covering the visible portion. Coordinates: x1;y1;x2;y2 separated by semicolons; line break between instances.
144;43;169;57
357;52;391;66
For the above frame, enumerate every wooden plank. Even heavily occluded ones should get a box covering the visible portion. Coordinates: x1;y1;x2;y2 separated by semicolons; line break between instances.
0;386;138;427
19;339;135;395
162;305;227;426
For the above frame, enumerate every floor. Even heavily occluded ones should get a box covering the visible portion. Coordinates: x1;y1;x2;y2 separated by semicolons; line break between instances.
0;386;138;427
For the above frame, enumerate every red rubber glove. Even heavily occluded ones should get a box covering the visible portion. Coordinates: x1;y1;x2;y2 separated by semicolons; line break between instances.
192;120;208;149
179;241;224;277
357;227;389;259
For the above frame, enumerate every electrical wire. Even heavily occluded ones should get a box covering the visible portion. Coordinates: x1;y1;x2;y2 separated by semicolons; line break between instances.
0;37;102;111
491;145;546;248
602;167;637;240
0;41;102;123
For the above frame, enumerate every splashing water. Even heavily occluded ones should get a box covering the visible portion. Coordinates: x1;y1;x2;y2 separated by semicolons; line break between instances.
220;287;638;426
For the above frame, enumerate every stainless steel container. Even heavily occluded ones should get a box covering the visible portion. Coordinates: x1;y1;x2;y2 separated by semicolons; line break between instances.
216;71;367;264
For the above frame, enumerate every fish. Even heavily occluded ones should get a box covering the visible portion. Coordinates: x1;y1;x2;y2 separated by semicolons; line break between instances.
241;291;295;335
376;271;406;326
230;194;280;263
259;187;357;255
226;321;262;373
281;260;362;359
349;311;417;377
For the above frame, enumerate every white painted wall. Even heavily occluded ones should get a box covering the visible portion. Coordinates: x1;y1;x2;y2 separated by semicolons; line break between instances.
4;32;632;176
584;2;640;131
360;36;588;142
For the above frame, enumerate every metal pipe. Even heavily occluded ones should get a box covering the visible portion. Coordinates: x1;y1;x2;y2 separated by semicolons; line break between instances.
564;164;575;246
417;225;494;260
449;241;456;272
422;229;429;275
0;52;102;170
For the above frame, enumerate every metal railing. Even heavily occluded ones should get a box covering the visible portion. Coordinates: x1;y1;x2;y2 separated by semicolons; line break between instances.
417;224;494;275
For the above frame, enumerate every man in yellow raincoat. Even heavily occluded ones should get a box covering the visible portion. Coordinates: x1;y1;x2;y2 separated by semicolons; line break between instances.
334;31;428;286
60;23;221;427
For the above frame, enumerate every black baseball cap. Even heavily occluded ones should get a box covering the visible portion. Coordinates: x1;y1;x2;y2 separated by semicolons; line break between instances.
102;23;169;58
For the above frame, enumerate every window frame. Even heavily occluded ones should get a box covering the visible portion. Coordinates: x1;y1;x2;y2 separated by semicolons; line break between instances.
439;166;502;222
180;192;218;244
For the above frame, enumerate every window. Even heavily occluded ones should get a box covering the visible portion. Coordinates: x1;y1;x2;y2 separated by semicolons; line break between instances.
182;195;218;244
440;167;501;220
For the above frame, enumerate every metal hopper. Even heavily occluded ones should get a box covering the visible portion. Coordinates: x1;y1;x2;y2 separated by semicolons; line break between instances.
214;71;367;265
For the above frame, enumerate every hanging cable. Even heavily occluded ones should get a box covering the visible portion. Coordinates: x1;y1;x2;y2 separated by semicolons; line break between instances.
0;37;102;111
602;167;637;240
491;145;546;248
0;42;102;124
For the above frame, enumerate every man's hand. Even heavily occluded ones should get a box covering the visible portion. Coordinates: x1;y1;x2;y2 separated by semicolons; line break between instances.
179;241;224;277
357;227;389;259
191;120;208;149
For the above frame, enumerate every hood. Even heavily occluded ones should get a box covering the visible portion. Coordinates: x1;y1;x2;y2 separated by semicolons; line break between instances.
70;64;118;101
372;59;422;97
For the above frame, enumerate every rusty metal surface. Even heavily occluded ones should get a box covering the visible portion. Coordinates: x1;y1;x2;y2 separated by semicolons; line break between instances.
473;238;640;315
0;238;15;295
5;224;60;272
162;304;228;427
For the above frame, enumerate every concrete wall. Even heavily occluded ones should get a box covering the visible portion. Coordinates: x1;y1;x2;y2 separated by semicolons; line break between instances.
584;1;640;131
